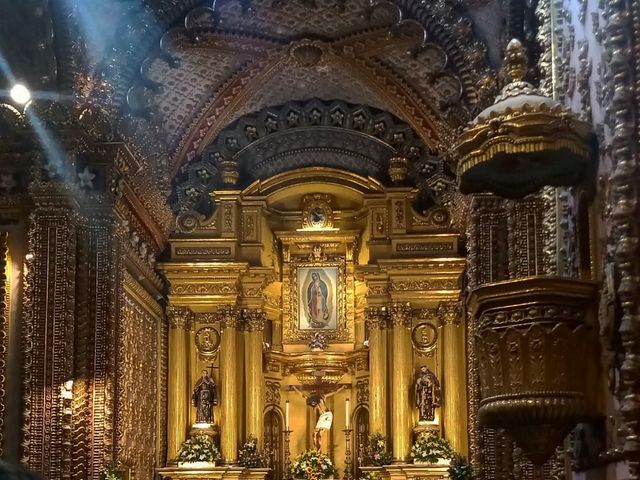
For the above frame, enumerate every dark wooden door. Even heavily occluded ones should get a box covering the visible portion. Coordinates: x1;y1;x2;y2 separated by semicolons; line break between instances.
265;410;283;480
353;407;369;479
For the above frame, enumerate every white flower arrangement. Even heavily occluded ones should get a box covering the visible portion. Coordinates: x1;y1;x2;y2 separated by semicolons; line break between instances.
410;432;453;464
177;434;222;465
291;449;335;480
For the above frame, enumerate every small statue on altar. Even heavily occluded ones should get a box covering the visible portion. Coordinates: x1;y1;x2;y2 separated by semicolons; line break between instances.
414;365;440;422
193;369;218;424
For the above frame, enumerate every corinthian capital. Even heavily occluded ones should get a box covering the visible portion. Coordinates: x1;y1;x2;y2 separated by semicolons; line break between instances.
216;305;241;330
389;303;413;328
167;306;194;330
365;306;388;330
243;309;267;332
437;301;461;326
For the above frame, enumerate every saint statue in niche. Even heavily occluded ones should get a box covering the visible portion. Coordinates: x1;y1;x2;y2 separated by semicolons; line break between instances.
192;369;218;424
414;366;441;422
306;271;330;328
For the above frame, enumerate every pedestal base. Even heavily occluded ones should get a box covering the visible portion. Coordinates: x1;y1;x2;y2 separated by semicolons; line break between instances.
189;423;219;438
360;464;449;480
157;466;269;480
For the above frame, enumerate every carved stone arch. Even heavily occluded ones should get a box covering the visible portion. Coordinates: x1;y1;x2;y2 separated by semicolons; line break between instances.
170;98;455;214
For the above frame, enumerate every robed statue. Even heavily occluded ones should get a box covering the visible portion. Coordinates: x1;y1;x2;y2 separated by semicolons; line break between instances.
193;369;218;424
307;271;330;328
414;366;441;422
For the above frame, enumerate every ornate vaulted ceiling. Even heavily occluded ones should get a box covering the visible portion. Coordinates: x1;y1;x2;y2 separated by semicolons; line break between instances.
93;0;498;174
0;0;505;235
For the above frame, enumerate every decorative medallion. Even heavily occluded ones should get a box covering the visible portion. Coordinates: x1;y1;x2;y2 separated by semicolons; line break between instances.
301;194;334;230
411;322;438;356
195;327;221;358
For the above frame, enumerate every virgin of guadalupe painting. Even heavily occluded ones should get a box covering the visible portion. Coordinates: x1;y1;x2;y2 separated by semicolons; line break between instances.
298;267;338;329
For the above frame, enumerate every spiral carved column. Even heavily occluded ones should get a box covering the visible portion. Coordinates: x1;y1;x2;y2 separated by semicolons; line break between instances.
365;307;388;436
389;303;413;462
166;306;193;462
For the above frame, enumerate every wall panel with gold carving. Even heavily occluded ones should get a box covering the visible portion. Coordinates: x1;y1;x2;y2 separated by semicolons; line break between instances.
117;276;164;479
22;205;78;479
0;231;8;457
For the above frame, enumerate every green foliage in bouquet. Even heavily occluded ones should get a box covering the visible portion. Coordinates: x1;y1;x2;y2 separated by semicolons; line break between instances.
361;471;380;480
290;449;336;480
238;435;267;468
100;462;123;480
177;434;222;464
410;432;453;464
365;433;392;466
448;454;475;480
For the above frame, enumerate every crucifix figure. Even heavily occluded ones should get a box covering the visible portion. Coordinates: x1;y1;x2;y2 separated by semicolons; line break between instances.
292;385;346;451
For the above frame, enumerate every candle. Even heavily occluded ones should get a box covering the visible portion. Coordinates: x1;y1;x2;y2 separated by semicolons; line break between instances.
345;398;350;429
285;400;290;430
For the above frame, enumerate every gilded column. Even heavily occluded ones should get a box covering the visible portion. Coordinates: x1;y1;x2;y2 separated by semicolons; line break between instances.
439;302;468;455
389;303;413;462
244;309;266;447
219;305;240;463
167;306;193;462
365;307;388;435
22;165;79;478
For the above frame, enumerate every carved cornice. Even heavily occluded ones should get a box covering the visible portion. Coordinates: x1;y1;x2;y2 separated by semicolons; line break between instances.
166;305;194;330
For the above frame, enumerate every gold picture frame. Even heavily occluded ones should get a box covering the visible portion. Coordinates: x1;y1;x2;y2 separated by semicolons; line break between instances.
284;256;349;343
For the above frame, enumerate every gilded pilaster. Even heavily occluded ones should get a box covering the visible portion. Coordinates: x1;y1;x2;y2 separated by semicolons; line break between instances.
22;165;79;478
389;303;412;462
365;307;388;436
439;302;468;455
167;306;193;462
244;309;266;447
0;232;8;457
219;305;241;464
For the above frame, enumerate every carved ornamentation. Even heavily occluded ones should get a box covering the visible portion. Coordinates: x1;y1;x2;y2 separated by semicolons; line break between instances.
243;309;267;332
411;323;438;357
356;379;369;405
301;194;334;230
216;305;241;330
265;381;281;406
195;327;221;358
0;232;8;456
22;195;78;478
471;278;597;465
388;303;412;328
602;0;640;473
116;292;159;480
174;98;451;214
167;306;194;330
364;307;388;330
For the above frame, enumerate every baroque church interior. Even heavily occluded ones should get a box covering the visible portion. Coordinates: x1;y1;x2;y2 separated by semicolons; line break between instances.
0;0;636;479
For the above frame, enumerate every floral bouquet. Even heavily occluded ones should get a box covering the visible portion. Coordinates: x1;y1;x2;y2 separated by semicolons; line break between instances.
361;472;380;480
100;463;123;480
177;434;222;465
410;432;453;464
290;449;335;480
238;435;267;468
448;454;475;480
365;433;392;466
